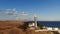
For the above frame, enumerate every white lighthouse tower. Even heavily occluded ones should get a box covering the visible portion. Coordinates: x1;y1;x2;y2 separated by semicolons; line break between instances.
34;14;37;29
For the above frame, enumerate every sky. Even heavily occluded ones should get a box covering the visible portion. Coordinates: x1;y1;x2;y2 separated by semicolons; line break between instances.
0;0;60;21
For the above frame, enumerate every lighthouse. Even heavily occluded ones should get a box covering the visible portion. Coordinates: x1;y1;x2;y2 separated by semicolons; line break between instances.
34;14;37;29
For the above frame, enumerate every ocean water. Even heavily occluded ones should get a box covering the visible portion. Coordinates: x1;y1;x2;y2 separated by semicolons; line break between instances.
37;21;60;27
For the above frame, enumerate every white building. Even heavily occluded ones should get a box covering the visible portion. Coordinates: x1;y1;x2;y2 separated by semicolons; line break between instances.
47;27;53;30
29;23;35;27
53;28;58;30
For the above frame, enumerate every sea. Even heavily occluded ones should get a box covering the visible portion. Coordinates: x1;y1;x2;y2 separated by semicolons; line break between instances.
28;21;60;28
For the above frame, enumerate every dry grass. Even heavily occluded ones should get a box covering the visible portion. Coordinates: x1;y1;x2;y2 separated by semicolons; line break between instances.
0;20;56;34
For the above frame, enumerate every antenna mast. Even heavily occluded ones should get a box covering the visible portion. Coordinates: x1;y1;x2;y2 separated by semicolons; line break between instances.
13;8;19;20
21;11;27;21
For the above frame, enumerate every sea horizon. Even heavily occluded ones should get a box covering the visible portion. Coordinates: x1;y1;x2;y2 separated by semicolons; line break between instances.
27;21;60;28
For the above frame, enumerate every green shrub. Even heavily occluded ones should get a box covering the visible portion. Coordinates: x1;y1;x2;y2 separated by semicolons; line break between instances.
37;24;44;29
18;22;29;31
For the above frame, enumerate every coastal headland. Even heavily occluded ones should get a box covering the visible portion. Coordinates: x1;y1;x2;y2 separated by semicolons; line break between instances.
0;20;59;34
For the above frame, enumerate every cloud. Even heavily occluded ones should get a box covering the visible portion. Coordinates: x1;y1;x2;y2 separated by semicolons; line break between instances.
38;17;60;21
